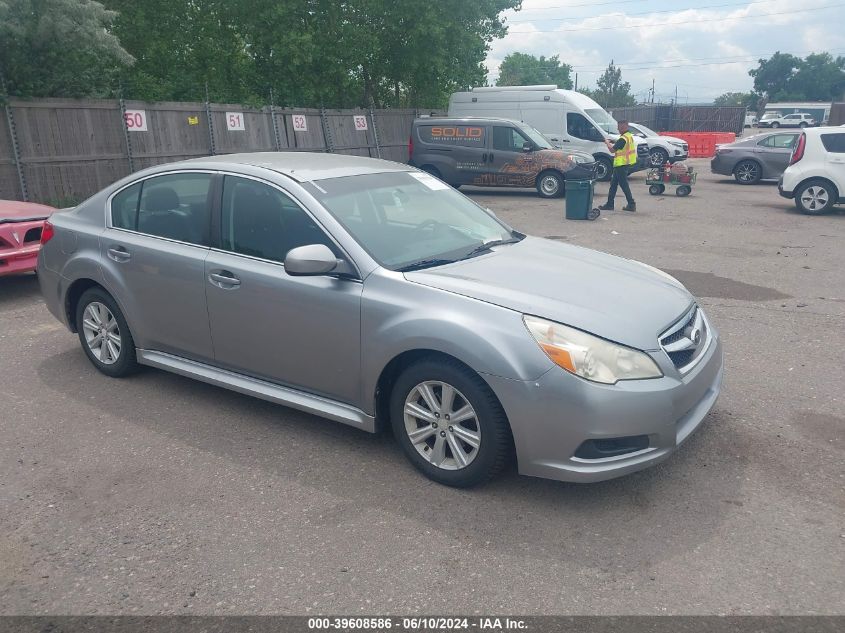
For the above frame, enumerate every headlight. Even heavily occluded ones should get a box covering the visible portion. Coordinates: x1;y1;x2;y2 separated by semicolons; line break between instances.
669;141;686;148
523;315;663;384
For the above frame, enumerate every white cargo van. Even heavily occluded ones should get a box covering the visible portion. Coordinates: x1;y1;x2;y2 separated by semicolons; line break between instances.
448;85;646;180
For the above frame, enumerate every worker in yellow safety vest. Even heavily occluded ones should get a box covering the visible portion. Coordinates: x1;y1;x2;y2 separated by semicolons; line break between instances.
598;120;637;212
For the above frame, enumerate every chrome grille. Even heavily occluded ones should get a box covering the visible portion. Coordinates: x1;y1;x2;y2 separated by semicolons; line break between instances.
659;305;709;373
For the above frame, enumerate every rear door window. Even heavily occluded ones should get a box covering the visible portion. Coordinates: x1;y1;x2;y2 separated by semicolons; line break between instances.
417;125;486;147
759;134;798;149
820;133;845;153
110;173;213;246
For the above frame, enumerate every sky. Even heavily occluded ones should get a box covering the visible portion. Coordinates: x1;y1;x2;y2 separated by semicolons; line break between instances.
486;0;845;103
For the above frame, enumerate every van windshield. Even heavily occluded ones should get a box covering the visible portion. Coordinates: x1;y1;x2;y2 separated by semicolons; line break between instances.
517;124;552;149
585;108;618;134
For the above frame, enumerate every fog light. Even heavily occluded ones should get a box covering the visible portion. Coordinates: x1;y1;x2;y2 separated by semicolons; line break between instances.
574;435;650;459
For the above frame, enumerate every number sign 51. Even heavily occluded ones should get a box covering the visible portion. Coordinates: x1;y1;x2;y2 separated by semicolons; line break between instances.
226;112;245;131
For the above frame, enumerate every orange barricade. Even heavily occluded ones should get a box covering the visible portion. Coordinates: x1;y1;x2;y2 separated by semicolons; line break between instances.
658;132;736;158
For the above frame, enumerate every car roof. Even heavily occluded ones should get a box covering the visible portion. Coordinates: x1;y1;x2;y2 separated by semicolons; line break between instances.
177;151;414;183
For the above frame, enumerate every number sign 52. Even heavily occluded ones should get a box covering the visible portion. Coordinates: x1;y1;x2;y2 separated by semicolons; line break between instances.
123;110;148;132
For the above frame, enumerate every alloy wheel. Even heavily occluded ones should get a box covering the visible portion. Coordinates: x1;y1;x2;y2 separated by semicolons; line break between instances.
403;381;481;470
800;185;829;212
736;162;759;183
82;302;121;365
649;150;667;167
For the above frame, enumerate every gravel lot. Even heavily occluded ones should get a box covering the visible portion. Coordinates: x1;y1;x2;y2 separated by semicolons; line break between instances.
1;158;843;615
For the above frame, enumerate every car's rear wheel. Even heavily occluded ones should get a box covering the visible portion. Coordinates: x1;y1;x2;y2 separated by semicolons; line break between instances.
799;122;808;128
734;160;761;184
390;357;511;487
794;179;837;215
76;288;138;377
536;170;564;198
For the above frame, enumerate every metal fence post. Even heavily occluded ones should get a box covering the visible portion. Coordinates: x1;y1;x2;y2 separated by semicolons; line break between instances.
369;107;381;158
205;84;216;155
269;105;282;151
118;98;135;173
4;101;28;201
320;106;334;153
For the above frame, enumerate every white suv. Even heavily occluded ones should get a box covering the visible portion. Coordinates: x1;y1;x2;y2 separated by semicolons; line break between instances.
779;127;845;214
762;113;816;129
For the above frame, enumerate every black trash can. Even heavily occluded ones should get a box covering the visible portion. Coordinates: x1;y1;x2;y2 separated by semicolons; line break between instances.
565;179;594;220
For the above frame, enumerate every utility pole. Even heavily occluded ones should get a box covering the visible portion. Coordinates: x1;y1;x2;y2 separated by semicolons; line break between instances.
574;73;578;92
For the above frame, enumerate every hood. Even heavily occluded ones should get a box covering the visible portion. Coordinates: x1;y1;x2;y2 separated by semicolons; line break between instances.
0;199;56;222
404;237;693;351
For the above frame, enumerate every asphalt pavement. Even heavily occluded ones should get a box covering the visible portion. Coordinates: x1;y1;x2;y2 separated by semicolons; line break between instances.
1;159;843;615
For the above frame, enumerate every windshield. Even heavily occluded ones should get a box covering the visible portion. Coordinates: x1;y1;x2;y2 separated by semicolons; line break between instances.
306;171;518;271
516;123;552;149
585;108;618;134
632;123;658;137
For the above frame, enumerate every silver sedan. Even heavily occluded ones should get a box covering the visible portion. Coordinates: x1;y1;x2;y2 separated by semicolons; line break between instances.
710;131;800;184
38;153;722;487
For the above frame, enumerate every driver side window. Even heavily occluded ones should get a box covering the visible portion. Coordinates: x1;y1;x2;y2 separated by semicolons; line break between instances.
566;112;600;141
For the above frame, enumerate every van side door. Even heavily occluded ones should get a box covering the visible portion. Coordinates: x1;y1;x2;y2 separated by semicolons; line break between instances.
415;124;488;187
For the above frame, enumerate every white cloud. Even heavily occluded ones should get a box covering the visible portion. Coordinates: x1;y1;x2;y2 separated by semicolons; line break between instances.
486;0;845;102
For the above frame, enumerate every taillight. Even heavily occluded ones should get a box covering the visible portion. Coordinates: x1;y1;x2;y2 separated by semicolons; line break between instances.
790;133;806;165
40;220;55;245
408;134;414;159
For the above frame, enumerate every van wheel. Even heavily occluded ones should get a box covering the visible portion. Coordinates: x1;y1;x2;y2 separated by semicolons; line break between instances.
536;170;564;198
595;157;612;181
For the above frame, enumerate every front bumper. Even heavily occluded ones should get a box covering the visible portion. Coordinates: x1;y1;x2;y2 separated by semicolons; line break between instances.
486;329;723;483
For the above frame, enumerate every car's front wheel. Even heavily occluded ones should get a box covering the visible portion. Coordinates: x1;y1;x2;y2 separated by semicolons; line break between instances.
536;170;564;198
75;287;138;377
771;122;780;128
390;357;511;487
649;147;669;167
794;179;837;215
595;157;612;181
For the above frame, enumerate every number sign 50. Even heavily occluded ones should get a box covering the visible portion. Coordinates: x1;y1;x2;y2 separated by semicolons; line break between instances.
123;110;147;132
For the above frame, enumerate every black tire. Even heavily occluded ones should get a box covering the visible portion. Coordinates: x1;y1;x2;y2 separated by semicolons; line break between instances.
390;356;511;487
771;122;780;128
536;170;564;198
676;185;692;197
794;179;837;215
799;122;808;128
733;160;761;185
649;147;669;168
75;287;138;378
595;157;612;181
648;184;662;195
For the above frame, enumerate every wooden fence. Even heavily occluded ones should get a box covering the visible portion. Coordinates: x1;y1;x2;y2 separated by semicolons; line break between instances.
609;105;746;135
0;98;444;204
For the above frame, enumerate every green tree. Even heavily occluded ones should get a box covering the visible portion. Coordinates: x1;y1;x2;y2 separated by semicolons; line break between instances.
496;52;572;89
0;0;133;97
749;52;799;100
714;91;760;111
587;60;636;108
788;53;845;101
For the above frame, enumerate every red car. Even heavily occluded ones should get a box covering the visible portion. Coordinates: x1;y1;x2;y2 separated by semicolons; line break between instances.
0;200;57;276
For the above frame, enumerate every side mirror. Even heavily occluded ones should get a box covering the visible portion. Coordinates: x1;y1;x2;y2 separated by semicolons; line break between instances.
522;141;533;152
285;244;340;276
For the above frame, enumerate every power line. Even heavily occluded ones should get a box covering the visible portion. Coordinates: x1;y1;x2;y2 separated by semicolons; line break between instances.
513;0;651;10
508;0;766;22
506;3;845;32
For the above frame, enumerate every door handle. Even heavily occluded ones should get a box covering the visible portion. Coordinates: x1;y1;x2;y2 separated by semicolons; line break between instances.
107;246;131;262
489;153;494;162
208;271;241;289
482;152;487;162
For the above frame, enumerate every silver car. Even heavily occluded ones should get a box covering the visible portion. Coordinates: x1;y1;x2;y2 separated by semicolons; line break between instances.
710;131;800;184
38;153;723;487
